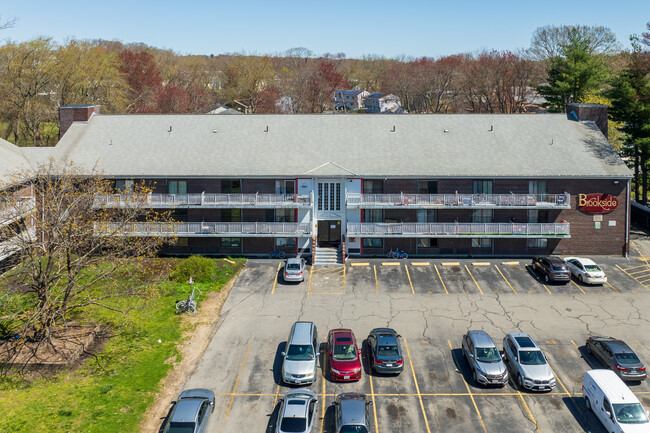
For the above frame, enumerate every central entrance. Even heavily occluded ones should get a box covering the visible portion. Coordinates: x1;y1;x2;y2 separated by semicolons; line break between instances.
318;220;341;246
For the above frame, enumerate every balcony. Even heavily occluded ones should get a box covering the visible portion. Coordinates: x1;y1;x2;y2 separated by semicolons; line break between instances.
347;222;570;238
94;222;312;237
0;227;36;262
346;193;570;209
1;197;36;228
93;193;312;209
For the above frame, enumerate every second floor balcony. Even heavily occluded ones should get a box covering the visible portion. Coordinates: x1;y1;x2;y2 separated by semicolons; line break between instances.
347;222;570;238
346;193;570;209
94;193;312;209
94;221;312;237
1;197;36;228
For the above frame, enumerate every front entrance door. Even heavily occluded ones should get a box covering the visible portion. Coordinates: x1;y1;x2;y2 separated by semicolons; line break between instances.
318;220;341;246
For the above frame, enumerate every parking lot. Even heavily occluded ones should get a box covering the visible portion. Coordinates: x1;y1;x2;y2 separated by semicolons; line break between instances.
181;251;650;433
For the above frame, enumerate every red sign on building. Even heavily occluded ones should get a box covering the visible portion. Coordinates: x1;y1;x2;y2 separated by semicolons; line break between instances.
577;193;619;214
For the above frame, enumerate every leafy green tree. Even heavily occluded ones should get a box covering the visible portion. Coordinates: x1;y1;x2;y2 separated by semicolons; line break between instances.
538;30;609;112
605;38;650;203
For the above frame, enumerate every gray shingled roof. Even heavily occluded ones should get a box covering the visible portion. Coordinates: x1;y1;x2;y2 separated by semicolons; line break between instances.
40;114;632;179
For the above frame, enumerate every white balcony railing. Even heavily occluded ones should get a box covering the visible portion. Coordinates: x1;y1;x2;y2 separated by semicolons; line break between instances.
347;222;570;238
0;197;36;227
94;222;312;237
93;193;312;208
346;193;570;209
0;227;36;261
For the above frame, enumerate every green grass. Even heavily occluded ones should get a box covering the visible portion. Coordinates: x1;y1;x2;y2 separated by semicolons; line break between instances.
0;256;246;432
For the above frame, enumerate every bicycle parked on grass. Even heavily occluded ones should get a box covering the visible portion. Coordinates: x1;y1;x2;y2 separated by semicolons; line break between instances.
269;249;286;259
387;248;408;259
176;286;202;315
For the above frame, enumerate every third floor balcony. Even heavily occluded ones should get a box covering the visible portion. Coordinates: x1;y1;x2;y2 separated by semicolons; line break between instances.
94;193;313;209
346;193;570;209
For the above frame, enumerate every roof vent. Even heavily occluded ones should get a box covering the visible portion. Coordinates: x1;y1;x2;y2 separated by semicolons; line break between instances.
390;125;396;132
212;129;218;133
444;129;449;133
264;125;269;133
489;125;493;132
168;126;172;133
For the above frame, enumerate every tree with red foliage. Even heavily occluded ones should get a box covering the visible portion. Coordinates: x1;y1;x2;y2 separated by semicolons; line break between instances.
156;83;190;113
254;86;282;113
304;60;348;112
118;49;163;113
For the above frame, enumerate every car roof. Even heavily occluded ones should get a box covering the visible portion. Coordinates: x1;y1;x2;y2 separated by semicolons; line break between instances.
170;399;202;423
565;257;597;265
546;256;566;265
594;337;634;353
338;393;367;425
585;369;641;404
377;334;398;346
331;328;354;340
467;330;496;348
289;321;314;345
282;395;309;419
370;327;398;337
508;332;540;350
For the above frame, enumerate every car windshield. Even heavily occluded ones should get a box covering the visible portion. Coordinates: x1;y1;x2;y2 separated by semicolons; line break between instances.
333;343;357;360
615;352;641;364
475;347;501;363
166;422;196;433
340;426;369;433
378;345;399;357
280;417;307;432
286;344;314;360
519;350;546;365
584;264;601;272
287;263;301;270
613;403;649;424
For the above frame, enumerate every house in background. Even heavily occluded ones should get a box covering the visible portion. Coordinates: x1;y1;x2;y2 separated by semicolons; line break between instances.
334;90;369;111
364;93;401;113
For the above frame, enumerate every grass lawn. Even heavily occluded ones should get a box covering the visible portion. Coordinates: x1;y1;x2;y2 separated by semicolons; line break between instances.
0;257;245;432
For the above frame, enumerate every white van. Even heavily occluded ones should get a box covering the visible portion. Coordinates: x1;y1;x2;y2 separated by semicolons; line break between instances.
583;369;650;432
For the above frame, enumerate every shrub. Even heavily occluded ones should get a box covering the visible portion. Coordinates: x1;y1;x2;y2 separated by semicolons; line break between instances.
170;256;216;283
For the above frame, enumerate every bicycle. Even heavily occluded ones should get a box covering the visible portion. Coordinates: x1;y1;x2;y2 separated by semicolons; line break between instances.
269;249;286;259
176;286;202;315
386;248;408;259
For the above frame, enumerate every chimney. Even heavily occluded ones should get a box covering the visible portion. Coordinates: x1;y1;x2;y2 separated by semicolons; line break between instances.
566;103;608;138
59;104;100;139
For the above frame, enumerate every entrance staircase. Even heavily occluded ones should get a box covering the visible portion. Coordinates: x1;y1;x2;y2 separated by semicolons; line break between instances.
313;245;342;266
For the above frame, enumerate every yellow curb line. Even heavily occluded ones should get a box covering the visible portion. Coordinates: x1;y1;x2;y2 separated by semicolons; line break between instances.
350;262;370;266
411;262;430;266
472;262;491;266
442;262;460;266
382;262;401;266
501;261;520;265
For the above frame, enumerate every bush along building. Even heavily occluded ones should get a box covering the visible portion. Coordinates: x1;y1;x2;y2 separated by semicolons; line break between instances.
0;103;632;264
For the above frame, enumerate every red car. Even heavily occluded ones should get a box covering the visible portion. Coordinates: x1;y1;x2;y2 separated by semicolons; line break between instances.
327;328;362;381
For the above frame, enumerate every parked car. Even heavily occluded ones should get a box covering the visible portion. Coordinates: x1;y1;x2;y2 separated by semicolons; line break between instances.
327;328;362;381
461;330;508;387
531;256;571;284
284;257;306;282
282;321;319;385
586;336;647;382
367;328;404;374
333;393;372;433
583;369;650;433
564;257;607;284
162;389;215;433
275;389;318;433
503;332;556;391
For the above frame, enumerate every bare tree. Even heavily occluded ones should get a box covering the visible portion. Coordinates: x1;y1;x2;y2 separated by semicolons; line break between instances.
0;161;171;371
0;15;17;31
528;25;621;60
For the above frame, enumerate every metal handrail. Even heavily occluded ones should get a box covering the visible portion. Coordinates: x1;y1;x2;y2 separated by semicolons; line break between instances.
93;193;312;208
346;193;570;208
0;197;36;225
347;222;570;237
94;221;312;237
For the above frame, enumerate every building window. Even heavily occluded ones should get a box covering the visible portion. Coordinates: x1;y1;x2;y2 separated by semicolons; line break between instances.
363;179;383;194
418;238;438;248
115;179;134;193
473;180;493;194
221;209;241;222
472;238;492;248
472;209;493;223
418;180;438;194
169;180;187;195
417;209;437;222
363;238;382;248
276;237;296;247
527;238;547;248
221;180;241;193
528;210;549;223
318;182;341;211
528;181;548;195
176;237;189;247
221;238;241;248
275;209;295;222
364;209;384;222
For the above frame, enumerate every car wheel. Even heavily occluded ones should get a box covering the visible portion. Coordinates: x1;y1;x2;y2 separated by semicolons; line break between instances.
586;343;592;355
473;369;478;384
544;274;550;283
517;374;524;389
579;275;584;283
585;396;591;411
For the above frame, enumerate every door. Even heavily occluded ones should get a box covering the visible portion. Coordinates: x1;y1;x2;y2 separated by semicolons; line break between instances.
318;220;341;245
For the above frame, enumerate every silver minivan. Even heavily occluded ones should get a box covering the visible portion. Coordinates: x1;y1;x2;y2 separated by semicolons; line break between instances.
282;321;319;385
461;330;508;386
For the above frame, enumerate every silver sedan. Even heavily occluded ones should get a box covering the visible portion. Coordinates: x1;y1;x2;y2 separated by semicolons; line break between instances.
276;389;318;433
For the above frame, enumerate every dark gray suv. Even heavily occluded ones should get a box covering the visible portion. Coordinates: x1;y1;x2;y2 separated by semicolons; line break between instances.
532;256;571;283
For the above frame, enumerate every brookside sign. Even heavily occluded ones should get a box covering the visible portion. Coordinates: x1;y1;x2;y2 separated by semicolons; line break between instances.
578;193;618;214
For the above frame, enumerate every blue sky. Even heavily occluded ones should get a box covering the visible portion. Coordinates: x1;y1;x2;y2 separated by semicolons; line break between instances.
2;1;648;58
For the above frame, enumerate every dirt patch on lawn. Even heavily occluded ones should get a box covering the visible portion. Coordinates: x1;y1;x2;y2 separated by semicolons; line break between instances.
139;270;242;433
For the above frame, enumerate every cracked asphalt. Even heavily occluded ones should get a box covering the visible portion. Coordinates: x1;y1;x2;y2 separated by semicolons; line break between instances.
181;241;650;433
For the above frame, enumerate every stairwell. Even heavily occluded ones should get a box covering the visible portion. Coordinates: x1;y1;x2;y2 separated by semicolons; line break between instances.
313;245;342;266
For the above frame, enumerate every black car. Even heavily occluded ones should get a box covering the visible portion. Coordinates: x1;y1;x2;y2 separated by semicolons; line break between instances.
367;328;404;374
531;256;571;283
586;336;647;382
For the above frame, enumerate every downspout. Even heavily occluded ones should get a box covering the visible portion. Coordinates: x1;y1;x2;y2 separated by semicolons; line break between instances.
625;178;631;258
